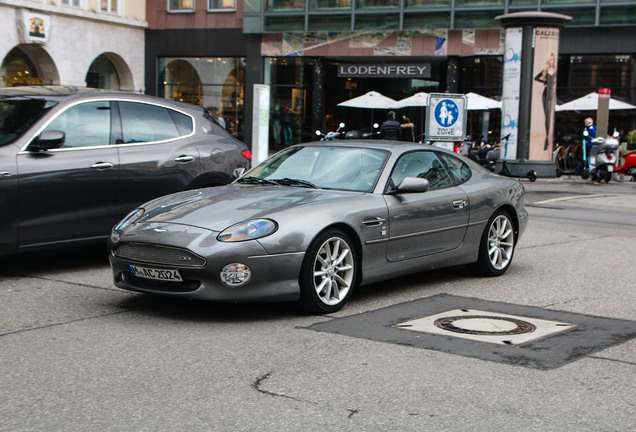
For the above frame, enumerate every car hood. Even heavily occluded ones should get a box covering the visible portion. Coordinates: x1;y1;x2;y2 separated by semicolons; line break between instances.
134;184;367;232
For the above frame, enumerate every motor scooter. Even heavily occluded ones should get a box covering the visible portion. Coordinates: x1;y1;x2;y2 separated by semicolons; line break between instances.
343;123;380;140
315;122;345;141
581;134;620;183
614;148;636;181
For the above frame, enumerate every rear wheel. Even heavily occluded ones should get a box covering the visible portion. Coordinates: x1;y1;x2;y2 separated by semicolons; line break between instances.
603;168;611;183
298;229;357;314
470;210;516;277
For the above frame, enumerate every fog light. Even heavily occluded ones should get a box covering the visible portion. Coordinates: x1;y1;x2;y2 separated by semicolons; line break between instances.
220;263;252;287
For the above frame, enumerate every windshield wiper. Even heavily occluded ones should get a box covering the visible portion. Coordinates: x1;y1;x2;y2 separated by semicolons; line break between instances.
237;176;278;185
271;178;317;188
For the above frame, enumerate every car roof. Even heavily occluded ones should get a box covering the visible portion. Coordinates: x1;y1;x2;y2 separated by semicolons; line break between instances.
299;140;443;153
0;85;205;115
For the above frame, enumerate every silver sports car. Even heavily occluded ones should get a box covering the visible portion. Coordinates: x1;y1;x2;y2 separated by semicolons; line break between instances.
108;141;528;313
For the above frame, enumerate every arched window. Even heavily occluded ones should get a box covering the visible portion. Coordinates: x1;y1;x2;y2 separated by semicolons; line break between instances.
0;48;44;87
86;55;120;90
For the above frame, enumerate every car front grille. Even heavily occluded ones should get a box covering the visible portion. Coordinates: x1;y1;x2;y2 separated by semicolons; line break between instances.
113;243;206;267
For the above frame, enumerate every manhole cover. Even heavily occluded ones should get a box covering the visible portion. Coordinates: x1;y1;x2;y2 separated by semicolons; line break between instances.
392;309;576;346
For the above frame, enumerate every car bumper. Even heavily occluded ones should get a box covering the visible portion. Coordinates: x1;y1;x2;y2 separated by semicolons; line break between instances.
109;223;305;302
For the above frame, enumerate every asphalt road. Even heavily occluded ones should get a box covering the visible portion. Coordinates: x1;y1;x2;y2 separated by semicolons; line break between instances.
1;177;635;432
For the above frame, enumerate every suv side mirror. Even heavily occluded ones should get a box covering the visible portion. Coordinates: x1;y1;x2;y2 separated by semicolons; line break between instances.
29;130;65;152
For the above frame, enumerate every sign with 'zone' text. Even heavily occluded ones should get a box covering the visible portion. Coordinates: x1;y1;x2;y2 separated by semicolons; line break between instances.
426;93;467;141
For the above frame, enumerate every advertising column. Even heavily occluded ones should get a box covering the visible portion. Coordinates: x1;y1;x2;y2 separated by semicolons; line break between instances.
496;12;571;178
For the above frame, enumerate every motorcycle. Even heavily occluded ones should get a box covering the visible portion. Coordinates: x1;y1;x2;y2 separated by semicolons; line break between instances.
581;134;620;183
315;122;345;141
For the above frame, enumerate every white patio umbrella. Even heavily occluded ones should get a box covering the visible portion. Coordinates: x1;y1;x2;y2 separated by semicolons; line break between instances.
338;91;397;130
555;92;636;111
391;92;429;108
337;91;396;109
465;92;501;110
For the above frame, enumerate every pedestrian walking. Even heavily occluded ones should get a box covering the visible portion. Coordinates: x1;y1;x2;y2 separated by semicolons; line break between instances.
380;111;401;141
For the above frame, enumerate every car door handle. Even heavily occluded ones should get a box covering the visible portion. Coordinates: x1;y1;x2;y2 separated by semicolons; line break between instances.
0;171;11;177
174;155;195;163
90;162;114;171
362;217;387;227
452;200;467;209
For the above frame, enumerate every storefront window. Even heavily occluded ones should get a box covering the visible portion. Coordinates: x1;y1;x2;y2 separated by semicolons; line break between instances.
355;14;400;30
265;58;308;149
86;55;120;90
455;0;503;6
266;0;305;11
542;7;595;25
542;0;594;3
310;0;351;10
600;5;636;23
308;15;351;31
356;0;399;8
169;0;195;11
265;16;305;31
406;0;451;8
208;0;236;10
158;57;245;140
404;12;450;28
454;10;504;28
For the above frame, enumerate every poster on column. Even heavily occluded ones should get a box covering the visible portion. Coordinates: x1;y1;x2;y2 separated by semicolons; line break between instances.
530;27;560;160
501;27;522;160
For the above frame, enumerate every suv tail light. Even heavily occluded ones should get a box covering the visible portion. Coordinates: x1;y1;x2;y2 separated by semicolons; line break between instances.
241;149;252;160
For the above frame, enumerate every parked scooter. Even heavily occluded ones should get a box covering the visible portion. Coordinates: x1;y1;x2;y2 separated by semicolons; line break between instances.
581;133;620;183
614;147;636;181
343;123;380;140
315;123;345;141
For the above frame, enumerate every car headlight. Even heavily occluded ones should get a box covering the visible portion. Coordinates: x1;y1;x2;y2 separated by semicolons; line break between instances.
114;208;145;231
217;219;277;242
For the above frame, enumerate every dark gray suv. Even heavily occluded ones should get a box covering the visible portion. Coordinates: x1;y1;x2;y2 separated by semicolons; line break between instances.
0;86;251;256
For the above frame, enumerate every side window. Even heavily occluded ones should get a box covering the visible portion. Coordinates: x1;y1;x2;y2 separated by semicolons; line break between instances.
439;153;472;185
44;101;111;148
391;151;454;190
119;102;184;144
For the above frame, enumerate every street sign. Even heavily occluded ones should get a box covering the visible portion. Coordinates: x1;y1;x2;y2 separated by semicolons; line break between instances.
426;93;467;141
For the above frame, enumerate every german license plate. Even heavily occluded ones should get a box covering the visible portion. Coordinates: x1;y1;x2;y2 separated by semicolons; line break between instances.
127;264;183;282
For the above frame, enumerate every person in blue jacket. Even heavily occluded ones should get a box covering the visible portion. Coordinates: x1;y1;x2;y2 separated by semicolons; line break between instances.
575;117;596;174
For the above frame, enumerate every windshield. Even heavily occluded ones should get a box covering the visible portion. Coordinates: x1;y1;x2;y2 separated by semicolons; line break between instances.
242;145;390;193
0;98;57;146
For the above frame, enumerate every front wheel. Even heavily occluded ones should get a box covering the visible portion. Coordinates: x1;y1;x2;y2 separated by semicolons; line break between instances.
298;229;357;314
470;210;516;277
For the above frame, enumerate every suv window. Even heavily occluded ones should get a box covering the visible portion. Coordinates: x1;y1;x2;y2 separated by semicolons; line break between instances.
438;153;472;184
44;101;111;148
119;101;191;144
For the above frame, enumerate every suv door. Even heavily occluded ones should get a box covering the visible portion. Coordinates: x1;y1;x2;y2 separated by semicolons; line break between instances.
115;101;200;217
16;100;119;247
0;143;19;255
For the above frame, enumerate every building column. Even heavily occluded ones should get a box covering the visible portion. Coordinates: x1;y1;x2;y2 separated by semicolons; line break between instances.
312;59;325;135
446;56;460;93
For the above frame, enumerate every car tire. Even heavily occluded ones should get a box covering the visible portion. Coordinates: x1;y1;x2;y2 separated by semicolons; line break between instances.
470;210;516;277
298;229;357;314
